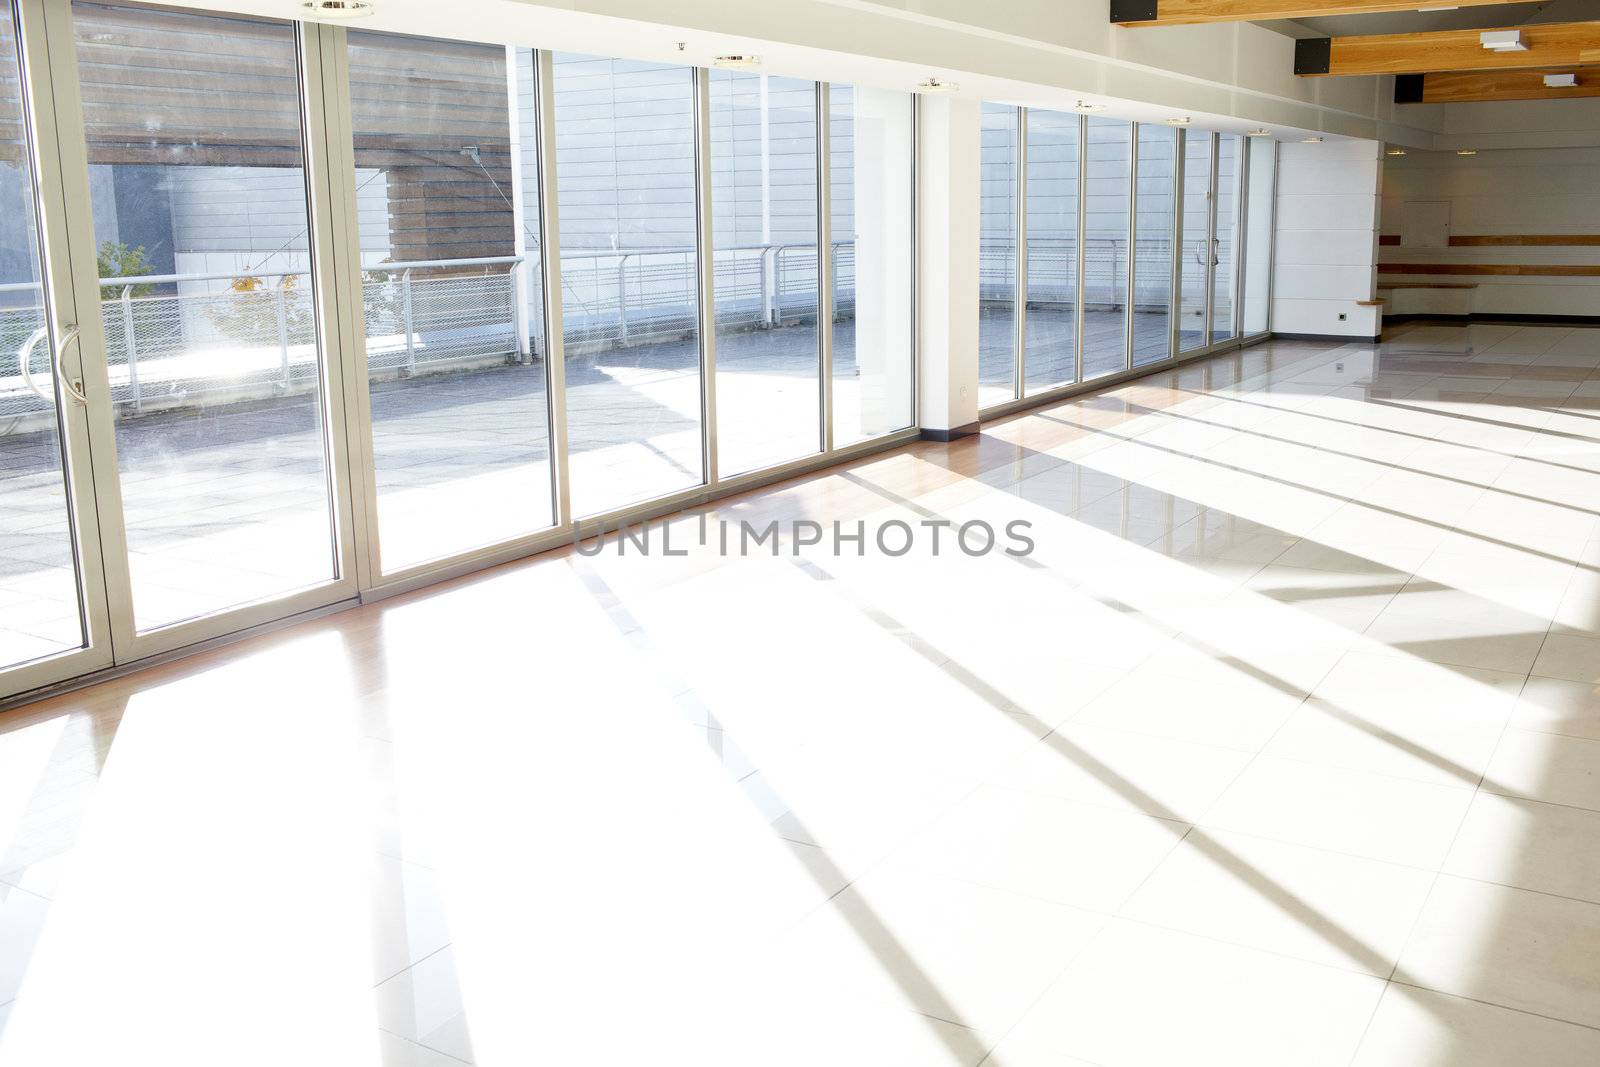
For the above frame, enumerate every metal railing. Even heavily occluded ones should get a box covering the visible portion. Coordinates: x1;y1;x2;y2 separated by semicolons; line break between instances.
979;236;1174;308
2;233;1165;427
0;242;861;426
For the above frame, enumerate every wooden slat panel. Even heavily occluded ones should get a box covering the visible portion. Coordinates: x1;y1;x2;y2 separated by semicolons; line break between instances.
1301;21;1600;77
1110;0;1538;28
1405;67;1600;102
1378;282;1480;289
1378;263;1600;277
1451;234;1600;246
1380;234;1600;246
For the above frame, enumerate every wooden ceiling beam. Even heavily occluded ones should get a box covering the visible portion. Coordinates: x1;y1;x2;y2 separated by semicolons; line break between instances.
1395;67;1600;102
1110;0;1540;28
1296;21;1600;77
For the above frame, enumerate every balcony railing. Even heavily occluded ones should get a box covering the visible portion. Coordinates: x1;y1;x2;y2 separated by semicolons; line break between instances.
1;235;1167;427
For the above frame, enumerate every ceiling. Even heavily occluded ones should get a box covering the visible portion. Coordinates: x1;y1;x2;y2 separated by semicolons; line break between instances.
1259;0;1599;38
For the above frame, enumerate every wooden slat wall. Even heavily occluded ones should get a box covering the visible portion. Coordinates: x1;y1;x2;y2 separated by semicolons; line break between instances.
1378;262;1600;276
1379;234;1600;247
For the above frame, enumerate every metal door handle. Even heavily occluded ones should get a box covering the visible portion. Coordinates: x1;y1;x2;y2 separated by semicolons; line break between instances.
52;325;87;405
17;326;51;403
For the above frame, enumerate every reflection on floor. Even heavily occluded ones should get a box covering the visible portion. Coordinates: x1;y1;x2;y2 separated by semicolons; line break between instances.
4;323;1600;1064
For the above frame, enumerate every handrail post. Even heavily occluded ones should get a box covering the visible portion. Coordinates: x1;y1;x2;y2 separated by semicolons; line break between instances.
509;259;530;363
401;268;415;374
275;276;291;390
616;254;630;345
761;245;776;327
120;284;141;412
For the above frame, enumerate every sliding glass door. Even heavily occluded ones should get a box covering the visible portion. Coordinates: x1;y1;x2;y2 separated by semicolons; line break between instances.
346;33;556;574
0;0;920;701
975;110;1273;414
0;0;112;693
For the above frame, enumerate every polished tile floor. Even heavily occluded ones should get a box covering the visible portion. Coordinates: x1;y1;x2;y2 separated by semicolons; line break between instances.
3;323;1600;1065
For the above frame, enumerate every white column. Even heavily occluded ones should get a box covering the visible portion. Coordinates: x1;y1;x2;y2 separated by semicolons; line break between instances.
850;85;916;437
1271;137;1382;340
917;96;981;436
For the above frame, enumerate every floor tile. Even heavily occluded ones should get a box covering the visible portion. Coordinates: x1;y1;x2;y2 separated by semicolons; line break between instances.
885;785;1185;911
1481;729;1600;812
998;919;1385;1067
1352;984;1600;1067
1070;667;1305;752
1533;634;1600;684
1395;874;1600;1028
1444;792;1600;904
775;866;1105;1034
1120;828;1435;975
1201;757;1474;868
1512;676;1600;741
985;724;1253;822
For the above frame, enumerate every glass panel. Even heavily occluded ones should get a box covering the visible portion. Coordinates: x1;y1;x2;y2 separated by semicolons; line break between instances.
977;102;1017;408
830;84;914;446
1212;134;1239;343
348;33;554;572
1024;109;1078;393
0;3;84;668
1241;136;1275;336
75;2;336;631
553;54;703;517
1132;124;1175;368
710;72;819;476
1082;117;1130;381
1177;129;1211;353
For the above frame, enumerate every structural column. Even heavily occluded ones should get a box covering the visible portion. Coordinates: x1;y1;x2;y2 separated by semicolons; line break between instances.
917;95;981;438
1271;137;1382;340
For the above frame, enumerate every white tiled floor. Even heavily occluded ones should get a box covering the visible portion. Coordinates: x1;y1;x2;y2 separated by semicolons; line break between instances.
3;324;1600;1064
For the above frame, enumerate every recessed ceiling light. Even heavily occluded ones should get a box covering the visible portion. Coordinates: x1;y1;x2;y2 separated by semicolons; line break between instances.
1301;136;1325;143
1544;72;1578;88
301;0;373;17
1247;128;1272;137
1385;147;1408;156
713;55;762;71
916;77;958;93
1073;100;1106;112
1479;30;1527;52
1456;148;1478;155
1164;116;1191;126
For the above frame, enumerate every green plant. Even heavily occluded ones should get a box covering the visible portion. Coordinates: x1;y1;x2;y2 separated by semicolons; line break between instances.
96;241;157;297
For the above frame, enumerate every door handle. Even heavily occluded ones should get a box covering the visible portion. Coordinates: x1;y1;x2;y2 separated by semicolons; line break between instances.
52;325;87;406
17;326;51;403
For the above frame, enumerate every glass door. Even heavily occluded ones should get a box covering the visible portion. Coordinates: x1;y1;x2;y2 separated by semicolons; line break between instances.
1210;134;1241;344
1176;130;1210;354
0;0;113;698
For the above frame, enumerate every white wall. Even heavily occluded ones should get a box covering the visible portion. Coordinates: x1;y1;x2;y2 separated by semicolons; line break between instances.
1272;139;1381;338
1380;147;1600;318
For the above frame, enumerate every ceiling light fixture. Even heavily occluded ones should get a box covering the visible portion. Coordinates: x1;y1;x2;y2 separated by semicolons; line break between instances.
1302;135;1325;143
1247;128;1272;137
301;0;373;17
1544;72;1579;88
1479;30;1528;52
1386;147;1407;156
916;77;958;93
1164;116;1191;125
1074;100;1106;112
712;55;762;70
1456;148;1478;155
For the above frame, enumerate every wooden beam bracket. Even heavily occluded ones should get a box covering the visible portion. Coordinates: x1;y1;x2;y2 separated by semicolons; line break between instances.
1295;38;1332;76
